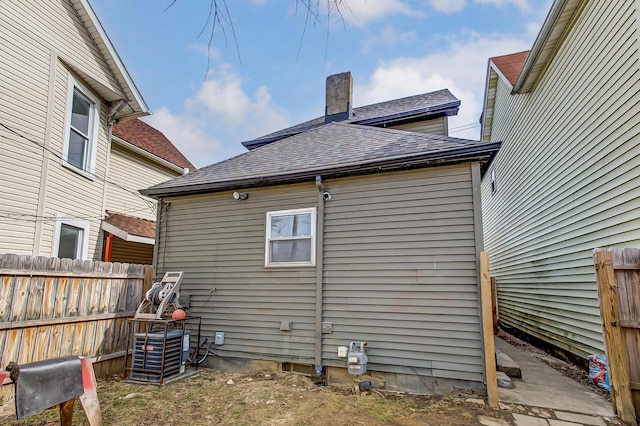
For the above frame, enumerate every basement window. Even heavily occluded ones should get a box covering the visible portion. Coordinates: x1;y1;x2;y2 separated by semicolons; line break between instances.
265;208;316;267
53;217;90;260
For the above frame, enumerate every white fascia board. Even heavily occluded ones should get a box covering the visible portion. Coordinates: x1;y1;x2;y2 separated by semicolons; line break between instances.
111;136;187;174
512;0;581;93
101;221;155;245
77;0;150;114
489;61;514;91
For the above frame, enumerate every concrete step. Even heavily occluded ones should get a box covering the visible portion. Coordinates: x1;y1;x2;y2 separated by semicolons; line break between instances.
496;348;522;378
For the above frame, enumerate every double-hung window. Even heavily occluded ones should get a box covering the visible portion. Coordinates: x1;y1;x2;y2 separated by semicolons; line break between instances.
63;77;99;176
265;208;316;267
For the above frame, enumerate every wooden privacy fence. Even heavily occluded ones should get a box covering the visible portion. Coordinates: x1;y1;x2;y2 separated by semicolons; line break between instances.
593;248;640;425
0;254;153;390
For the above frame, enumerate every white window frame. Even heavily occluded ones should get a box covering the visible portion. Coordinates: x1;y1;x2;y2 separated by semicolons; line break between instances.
62;76;100;179
265;207;316;267
52;215;90;260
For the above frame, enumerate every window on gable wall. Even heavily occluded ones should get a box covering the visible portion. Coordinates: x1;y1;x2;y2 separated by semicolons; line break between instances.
265;208;316;267
63;77;99;176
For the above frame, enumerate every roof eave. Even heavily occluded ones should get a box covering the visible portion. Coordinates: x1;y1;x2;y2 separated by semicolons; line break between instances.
142;142;502;199
351;101;461;126
75;0;150;116
241;101;461;150
512;0;584;94
111;135;188;174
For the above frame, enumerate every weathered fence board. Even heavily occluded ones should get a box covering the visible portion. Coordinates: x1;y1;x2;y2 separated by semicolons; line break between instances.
0;254;153;403
593;248;639;425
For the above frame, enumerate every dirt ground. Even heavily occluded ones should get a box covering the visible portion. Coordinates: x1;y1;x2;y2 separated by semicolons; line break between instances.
0;331;613;426
0;368;518;426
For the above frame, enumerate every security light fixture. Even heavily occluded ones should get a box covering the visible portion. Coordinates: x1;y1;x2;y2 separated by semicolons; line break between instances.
233;191;248;200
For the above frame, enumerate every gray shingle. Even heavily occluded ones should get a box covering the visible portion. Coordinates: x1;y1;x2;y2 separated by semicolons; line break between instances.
242;89;460;148
143;123;499;197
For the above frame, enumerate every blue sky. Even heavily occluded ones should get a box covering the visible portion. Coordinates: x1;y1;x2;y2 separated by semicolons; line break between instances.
91;0;551;168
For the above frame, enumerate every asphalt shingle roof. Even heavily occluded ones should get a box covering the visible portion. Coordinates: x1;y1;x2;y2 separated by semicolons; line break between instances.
113;119;196;171
143;122;499;197
491;51;530;86
105;212;156;239
242;89;460;148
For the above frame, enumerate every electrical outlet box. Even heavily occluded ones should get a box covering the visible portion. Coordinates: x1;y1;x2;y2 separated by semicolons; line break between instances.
338;346;348;358
215;332;225;345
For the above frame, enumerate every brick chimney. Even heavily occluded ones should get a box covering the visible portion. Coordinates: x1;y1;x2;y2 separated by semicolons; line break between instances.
325;72;353;123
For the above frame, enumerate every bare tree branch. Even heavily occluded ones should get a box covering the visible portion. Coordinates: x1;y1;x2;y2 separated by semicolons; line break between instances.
165;0;353;74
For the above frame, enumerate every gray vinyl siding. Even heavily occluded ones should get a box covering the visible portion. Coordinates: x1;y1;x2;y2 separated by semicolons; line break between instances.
157;165;484;383
390;116;447;136
481;0;640;357
157;184;319;363
322;165;483;382
111;238;153;265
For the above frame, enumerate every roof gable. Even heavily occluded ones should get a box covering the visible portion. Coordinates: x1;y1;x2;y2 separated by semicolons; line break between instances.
69;0;149;119
490;51;529;87
112;119;195;171
480;51;529;141
143;123;499;197
242;89;460;150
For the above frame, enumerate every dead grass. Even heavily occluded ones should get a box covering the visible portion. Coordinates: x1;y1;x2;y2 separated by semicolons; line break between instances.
0;368;514;426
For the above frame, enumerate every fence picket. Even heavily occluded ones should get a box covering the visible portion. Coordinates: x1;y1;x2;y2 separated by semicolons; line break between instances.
0;254;151;391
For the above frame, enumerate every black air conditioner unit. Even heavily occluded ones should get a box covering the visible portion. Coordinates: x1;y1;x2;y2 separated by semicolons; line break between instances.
130;329;190;383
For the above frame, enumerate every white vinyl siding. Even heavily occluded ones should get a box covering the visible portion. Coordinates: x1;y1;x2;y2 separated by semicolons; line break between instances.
481;0;640;357
0;15;50;255
62;77;99;177
52;216;90;260
0;0;129;260
106;144;182;221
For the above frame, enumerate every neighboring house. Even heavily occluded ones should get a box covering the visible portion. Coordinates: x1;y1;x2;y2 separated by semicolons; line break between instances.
480;0;640;359
143;72;501;394
0;1;193;264
103;119;195;265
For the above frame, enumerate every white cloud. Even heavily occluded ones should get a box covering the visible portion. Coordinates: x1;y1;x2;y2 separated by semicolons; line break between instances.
430;0;467;14
355;32;533;140
473;0;529;10
143;64;289;169
338;0;417;25
362;26;418;53
429;0;530;14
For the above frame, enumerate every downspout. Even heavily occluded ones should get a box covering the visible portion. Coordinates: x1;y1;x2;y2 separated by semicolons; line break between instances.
152;198;164;279
104;233;113;262
314;176;326;374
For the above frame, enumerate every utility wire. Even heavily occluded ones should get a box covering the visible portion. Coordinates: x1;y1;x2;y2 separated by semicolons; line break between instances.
0;206;153;223
0;122;158;215
449;122;481;134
